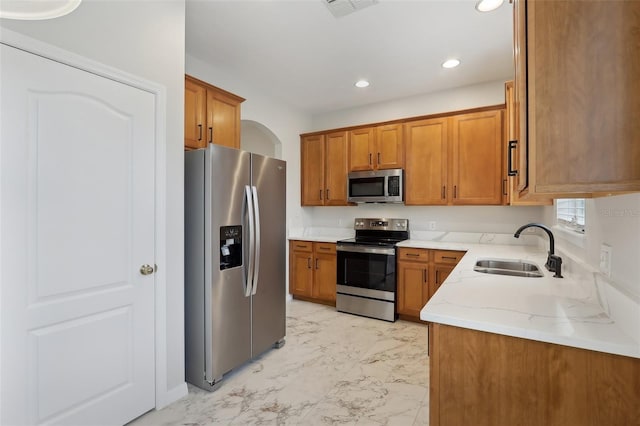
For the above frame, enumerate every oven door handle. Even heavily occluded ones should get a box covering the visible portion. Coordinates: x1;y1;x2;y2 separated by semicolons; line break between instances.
336;244;396;256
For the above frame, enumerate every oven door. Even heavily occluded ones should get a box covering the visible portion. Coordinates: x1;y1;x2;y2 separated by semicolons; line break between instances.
336;245;396;293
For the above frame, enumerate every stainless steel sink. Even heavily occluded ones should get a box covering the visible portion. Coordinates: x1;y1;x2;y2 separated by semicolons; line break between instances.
473;259;544;278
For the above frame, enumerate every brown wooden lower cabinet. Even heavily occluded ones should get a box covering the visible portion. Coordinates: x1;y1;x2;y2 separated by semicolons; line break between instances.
397;248;465;322
429;323;640;426
289;240;336;305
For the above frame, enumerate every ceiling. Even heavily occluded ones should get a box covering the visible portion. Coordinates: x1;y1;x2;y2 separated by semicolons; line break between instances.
186;0;514;116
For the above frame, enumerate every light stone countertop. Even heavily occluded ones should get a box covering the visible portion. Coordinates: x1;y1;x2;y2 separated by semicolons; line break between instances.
406;239;640;359
286;228;639;358
287;235;346;243
287;227;353;243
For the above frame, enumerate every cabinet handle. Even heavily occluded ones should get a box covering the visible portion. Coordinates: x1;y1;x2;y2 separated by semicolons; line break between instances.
442;256;457;261
307;257;311;269
318;247;330;251
319;189;323;200
436;270;440;284
369;153;372;166
208;127;213;144
453;185;457;199
326;189;330;200
508;140;518;176
423;269;427;283
406;253;420;257
377;152;381;164
198;124;203;141
502;179;508;196
441;186;446;199
296;244;307;249
315;258;319;269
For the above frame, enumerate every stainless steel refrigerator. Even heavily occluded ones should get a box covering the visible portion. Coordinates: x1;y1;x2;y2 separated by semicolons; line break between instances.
184;144;286;391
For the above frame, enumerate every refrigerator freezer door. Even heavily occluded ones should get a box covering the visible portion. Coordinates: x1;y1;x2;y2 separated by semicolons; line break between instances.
250;154;287;357
206;145;252;382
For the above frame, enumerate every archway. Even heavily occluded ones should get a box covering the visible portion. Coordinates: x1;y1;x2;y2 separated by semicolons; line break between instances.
241;120;282;159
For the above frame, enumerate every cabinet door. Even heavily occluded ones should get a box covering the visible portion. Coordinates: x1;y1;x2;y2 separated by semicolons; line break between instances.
526;0;640;194
451;110;504;205
397;261;428;318
290;249;313;297
376;124;403;169
513;0;528;193
431;265;454;300
348;127;375;171
404;118;449;205
301;135;325;206
206;89;241;149
184;78;206;150
312;244;337;302
324;131;349;206
505;81;552;206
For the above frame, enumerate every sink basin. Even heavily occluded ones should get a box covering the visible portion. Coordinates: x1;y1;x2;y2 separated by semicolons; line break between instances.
474;259;544;278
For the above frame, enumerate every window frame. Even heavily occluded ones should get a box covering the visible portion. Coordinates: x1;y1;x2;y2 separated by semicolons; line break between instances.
555;198;586;234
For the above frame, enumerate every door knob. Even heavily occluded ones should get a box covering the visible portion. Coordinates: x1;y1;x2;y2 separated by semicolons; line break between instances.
140;264;155;275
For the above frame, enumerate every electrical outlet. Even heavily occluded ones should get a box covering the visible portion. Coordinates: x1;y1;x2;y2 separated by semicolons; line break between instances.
428;221;436;230
600;243;612;277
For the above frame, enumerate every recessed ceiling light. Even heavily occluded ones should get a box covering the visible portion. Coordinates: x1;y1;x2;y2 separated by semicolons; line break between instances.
355;80;370;88
0;0;82;20
475;0;504;12
442;59;461;69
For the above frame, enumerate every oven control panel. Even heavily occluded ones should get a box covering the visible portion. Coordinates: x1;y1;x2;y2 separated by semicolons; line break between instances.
354;218;408;231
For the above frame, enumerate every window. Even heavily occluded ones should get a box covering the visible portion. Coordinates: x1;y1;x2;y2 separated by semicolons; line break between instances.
556;198;586;233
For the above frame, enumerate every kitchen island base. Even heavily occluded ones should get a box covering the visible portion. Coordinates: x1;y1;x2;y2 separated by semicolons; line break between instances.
429;323;640;426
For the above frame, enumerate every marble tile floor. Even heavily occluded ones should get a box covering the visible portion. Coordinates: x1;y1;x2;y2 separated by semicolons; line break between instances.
130;299;430;425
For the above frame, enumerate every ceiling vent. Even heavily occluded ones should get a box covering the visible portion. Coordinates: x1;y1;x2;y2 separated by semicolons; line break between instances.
324;0;378;18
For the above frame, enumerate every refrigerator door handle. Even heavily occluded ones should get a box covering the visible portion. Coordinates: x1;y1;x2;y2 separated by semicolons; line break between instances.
244;185;255;298
251;185;261;295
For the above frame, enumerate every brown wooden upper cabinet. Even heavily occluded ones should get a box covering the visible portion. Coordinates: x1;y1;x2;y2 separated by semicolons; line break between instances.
513;0;640;197
504;80;552;206
348;124;403;171
450;110;504;205
404;117;449;205
184;75;245;150
404;108;504;206
301;131;349;206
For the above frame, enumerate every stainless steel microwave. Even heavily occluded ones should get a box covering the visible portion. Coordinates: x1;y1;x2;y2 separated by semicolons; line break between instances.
347;169;404;203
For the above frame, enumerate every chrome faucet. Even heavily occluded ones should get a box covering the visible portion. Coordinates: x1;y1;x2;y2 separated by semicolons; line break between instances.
514;223;563;278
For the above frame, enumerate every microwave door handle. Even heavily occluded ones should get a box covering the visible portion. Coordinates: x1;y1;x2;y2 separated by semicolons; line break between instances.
250;185;260;295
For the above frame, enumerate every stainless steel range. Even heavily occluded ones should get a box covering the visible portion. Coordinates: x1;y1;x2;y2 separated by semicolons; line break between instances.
336;218;409;322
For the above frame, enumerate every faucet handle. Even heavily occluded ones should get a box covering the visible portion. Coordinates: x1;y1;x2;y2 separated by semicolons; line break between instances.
547;254;563;278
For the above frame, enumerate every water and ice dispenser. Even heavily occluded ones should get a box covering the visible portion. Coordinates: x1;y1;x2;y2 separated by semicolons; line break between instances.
220;225;242;270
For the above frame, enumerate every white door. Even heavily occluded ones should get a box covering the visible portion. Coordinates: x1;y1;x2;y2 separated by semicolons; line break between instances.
1;44;155;425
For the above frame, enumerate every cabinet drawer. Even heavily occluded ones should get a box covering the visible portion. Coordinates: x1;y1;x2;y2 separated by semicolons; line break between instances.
290;240;313;252
433;250;465;264
314;242;336;254
398;247;429;262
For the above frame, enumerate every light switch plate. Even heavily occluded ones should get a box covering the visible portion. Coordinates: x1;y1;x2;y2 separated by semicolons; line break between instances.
428;221;436;230
599;243;612;277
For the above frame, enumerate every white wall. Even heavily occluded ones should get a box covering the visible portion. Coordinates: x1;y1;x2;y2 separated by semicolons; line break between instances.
305;205;543;235
311;80;508;131
1;0;187;406
543;193;640;299
241;120;276;158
